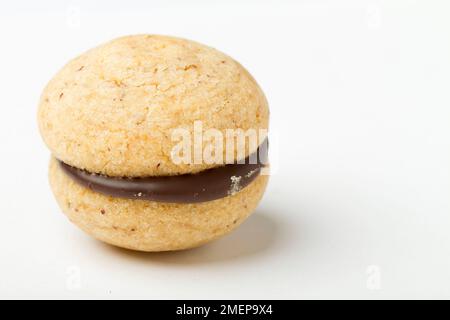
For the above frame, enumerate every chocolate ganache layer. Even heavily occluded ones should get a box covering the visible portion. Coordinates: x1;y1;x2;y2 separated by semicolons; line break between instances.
58;140;268;203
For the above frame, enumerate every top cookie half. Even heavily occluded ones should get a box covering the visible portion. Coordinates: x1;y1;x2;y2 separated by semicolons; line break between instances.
38;35;269;177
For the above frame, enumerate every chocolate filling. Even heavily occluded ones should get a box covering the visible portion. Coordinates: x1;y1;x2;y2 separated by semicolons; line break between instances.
58;140;268;203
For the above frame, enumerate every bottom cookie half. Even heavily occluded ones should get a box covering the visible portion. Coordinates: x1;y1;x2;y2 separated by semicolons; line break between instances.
49;157;269;252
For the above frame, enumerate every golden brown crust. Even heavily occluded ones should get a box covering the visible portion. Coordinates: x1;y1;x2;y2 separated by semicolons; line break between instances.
38;35;269;177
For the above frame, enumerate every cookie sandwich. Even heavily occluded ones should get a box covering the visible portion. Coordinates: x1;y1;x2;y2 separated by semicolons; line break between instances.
38;35;269;252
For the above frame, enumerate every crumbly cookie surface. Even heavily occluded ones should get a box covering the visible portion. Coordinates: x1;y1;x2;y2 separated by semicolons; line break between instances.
49;157;269;252
38;35;269;177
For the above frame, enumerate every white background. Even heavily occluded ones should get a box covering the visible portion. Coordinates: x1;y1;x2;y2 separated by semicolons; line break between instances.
0;0;449;299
